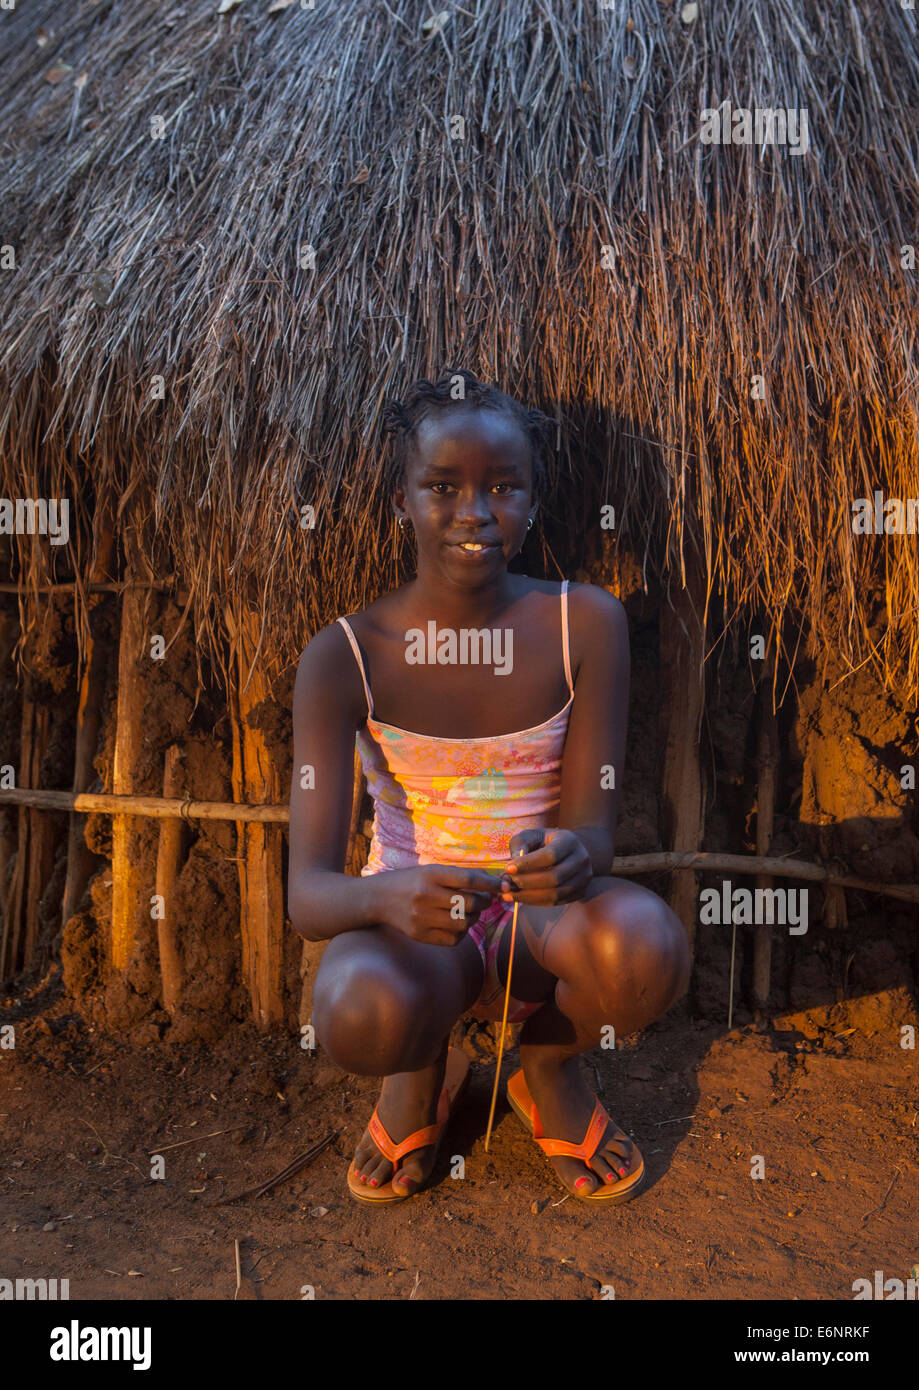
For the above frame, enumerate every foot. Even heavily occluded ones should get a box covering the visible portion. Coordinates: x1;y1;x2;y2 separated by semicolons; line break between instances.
519;1049;640;1197
352;1052;447;1196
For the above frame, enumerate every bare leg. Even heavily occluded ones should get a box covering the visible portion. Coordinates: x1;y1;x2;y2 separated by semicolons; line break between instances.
499;878;690;1195
313;923;483;1193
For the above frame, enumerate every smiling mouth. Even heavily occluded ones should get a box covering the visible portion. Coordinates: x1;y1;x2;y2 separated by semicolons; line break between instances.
453;541;500;553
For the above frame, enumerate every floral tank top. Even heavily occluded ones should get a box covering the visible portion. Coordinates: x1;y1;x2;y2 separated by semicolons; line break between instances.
335;581;574;877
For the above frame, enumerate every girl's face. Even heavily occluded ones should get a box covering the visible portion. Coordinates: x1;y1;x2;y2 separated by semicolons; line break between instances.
394;406;536;581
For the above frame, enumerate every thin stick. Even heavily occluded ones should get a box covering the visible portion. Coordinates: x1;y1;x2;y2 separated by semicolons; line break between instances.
147;1126;247;1155
483;901;519;1153
208;1128;340;1206
858;1167;901;1227
727;920;737;1029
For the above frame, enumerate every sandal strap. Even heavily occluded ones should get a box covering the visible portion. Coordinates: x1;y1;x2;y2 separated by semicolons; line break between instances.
366;1086;448;1166
534;1100;611;1162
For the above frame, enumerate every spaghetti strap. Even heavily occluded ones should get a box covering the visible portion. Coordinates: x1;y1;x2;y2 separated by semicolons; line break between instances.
335;617;374;719
560;580;573;695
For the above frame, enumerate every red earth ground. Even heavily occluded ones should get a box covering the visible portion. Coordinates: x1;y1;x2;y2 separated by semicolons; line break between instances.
1;974;916;1301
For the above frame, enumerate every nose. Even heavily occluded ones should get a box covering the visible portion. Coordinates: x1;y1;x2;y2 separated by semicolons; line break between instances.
453;488;495;524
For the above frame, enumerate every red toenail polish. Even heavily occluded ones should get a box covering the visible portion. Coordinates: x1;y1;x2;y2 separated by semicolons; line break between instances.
605;1173;615;1183
576;1177;590;1188
370;1179;378;1187
619;1167;627;1176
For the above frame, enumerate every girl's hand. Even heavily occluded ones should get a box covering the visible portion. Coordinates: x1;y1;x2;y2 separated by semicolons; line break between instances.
372;864;503;947
498;829;593;905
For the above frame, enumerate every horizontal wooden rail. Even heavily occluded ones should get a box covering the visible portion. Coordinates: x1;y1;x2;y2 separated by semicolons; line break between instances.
0;788;287;823
1;789;918;904
0;581;180;595
612;851;919;905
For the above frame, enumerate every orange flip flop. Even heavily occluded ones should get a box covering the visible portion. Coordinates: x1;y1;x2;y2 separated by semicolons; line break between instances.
507;1068;646;1204
347;1046;471;1205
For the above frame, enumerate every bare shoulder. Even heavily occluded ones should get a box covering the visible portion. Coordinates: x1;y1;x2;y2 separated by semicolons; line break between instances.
565;581;629;676
292;617;365;724
567;579;627;628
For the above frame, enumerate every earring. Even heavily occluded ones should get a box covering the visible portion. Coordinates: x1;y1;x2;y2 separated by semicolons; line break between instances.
527;516;534;531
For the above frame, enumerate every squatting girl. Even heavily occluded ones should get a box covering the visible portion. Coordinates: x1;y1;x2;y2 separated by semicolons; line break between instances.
288;369;689;1205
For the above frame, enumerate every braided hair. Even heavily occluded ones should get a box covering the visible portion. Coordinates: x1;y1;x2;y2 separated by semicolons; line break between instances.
380;368;553;500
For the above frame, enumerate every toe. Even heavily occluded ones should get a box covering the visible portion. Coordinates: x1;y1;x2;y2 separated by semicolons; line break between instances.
392;1163;417;1193
603;1133;635;1178
391;1167;418;1195
391;1147;432;1194
353;1130;376;1177
554;1157;599;1195
589;1150;619;1185
573;1166;600;1195
365;1155;393;1189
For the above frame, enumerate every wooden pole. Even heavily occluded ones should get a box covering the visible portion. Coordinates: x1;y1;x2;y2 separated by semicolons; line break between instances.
155;744;188;1014
1;699;31;978
61;497;115;927
752;682;779;1012
658;548;707;951
0;788;289;821
229;606;285;1029
110;529;149;973
23;695;53;968
0;610;19;978
1;683;54;978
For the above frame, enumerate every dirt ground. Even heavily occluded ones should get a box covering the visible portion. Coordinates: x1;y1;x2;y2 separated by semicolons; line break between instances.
1;974;916;1302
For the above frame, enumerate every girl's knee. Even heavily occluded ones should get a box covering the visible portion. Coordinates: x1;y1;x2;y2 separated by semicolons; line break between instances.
569;890;690;1006
313;954;425;1074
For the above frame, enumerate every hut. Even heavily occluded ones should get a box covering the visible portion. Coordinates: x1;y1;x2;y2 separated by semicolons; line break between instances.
0;0;917;1046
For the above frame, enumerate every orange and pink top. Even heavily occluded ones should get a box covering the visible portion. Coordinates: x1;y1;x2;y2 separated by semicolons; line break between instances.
335;581;573;877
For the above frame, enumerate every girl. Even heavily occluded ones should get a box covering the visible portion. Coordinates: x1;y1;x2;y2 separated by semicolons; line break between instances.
288;369;690;1206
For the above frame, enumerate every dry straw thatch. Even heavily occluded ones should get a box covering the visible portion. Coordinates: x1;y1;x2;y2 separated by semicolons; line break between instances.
1;0;918;700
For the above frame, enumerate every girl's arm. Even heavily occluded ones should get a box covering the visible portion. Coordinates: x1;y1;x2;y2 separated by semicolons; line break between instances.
556;582;630;871
287;623;381;942
287;622;503;942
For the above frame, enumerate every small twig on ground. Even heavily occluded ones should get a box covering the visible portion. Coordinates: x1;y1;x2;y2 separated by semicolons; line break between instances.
147;1126;247;1154
408;1270;421;1299
859;1168;901;1227
234;1239;242;1299
209;1128;341;1207
81;1119;144;1176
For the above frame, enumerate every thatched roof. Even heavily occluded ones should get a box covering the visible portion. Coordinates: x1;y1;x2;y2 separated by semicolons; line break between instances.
1;0;917;700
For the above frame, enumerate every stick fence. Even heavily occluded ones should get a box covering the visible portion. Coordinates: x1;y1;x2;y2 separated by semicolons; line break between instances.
2;787;917;904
